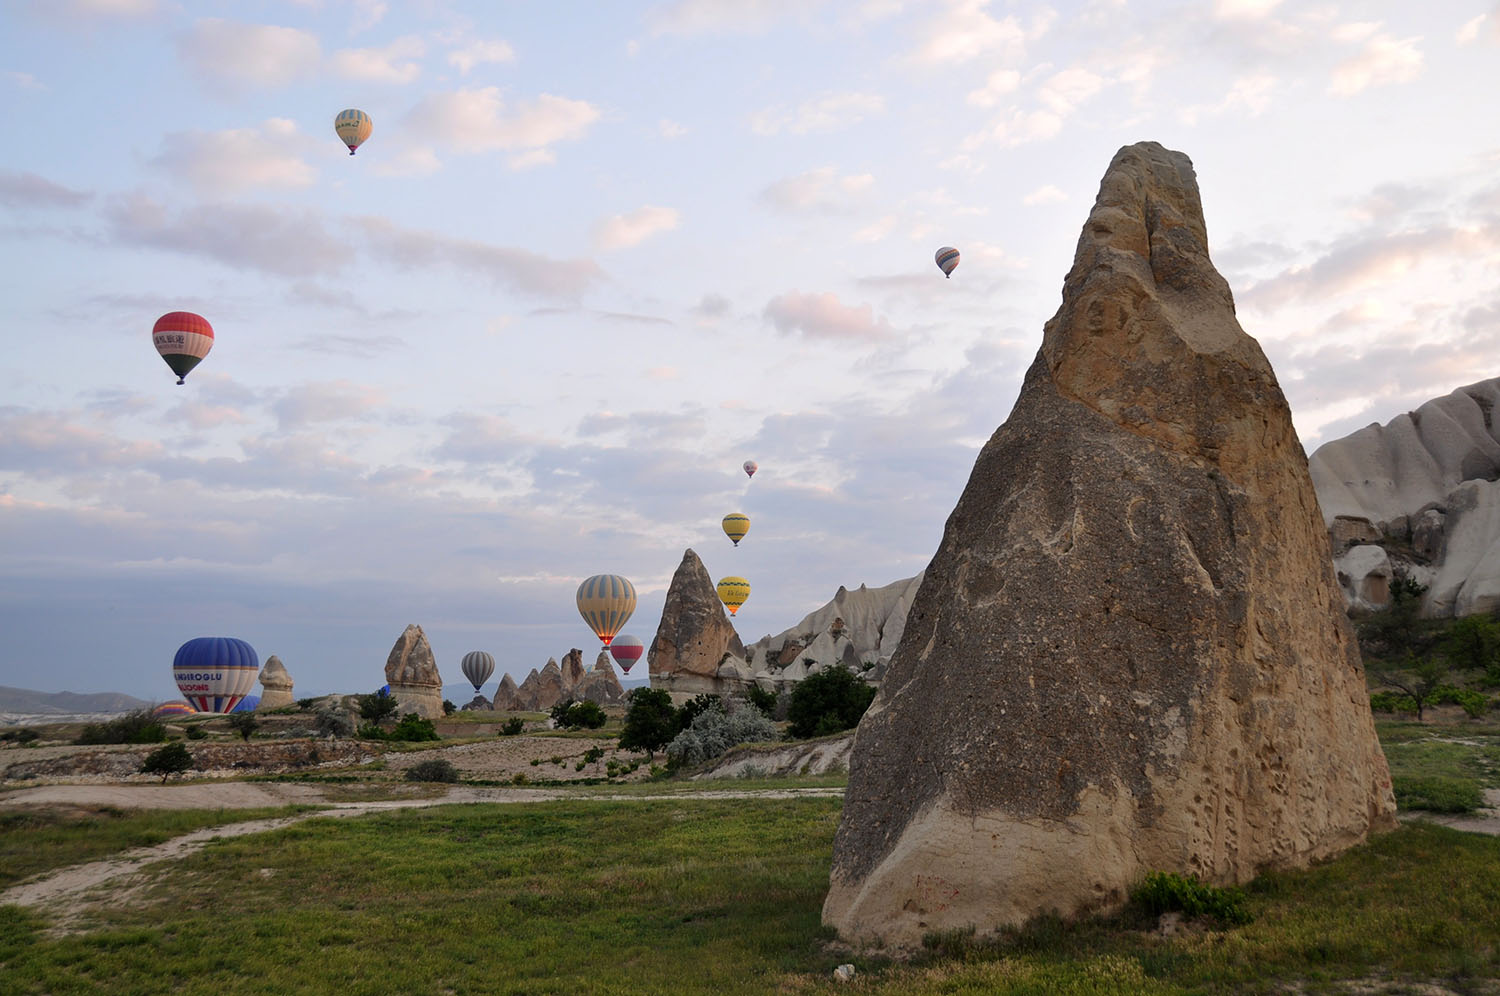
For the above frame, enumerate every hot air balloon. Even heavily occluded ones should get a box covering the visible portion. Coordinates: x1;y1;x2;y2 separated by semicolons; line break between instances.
152;312;214;385
153;700;196;719
722;513;750;546
172;637;260;713
609;634;645;674
935;246;960;278
461;651;495;691
334;108;373;155
716;576;750;616
743;460;758;479
576;574;637;647
231;695;260;713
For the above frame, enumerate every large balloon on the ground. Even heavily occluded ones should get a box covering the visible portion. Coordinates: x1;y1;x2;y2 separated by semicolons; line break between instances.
716;576;750;616
172;637;260;713
153;700;196;719
722;513;750;546
743;460;758;478
334;108;372;154
577;574;637;647
935;246;960;278
231;695;260;713
461;650;495;691
609;634;645;674
152;312;214;385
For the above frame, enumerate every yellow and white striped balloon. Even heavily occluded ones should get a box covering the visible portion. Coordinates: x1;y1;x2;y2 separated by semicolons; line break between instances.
576;574;636;647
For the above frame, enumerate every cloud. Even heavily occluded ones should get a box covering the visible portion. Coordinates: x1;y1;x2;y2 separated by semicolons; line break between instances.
1036;67;1105;115
907;0;1049;65
647;0;821;35
104;195;354;278
759;167;875;214
331;36;425;84
659;119;687;138
273;380;387;430
750;92;885;135
55;0;157;15
404;88;600;168
5;71;44;90
178;19;320;89
1022;184;1067;206
1456;11;1498;45
763;291;895;341
1328;27;1422;96
0;170;91;208
692;293;730;318
592;205;680;250
975;107;1063;148
1213;0;1283;18
1178;73;1277;125
448;38;515;74
966;69;1020;108
150;119;316;195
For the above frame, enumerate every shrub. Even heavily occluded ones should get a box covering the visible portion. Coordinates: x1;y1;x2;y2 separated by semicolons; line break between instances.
356;689;399;724
227;712;259;741
1443;615;1500;673
1130;871;1251;925
405;759;460;783
315;708;353;739
1424;685;1489;718
1369;691;1418;714
2;729;41;744
442;699;456;716
676;693;721;733
296;697;317;710
786;667;876;739
619;688;679;756
499;717;525;736
140;742;194;783
184;725;208;740
1393;775;1485;813
745;684;779;718
77;710;166;746
582;746;605;764
387;714;439;742
551;698;607;730
666;700;781;769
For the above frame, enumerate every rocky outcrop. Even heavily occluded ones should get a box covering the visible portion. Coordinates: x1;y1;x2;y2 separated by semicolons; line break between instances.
824;142;1395;949
256;656;294;710
531;658;566;711
575;653;625;705
1310;377;1500;617
560;649;587;696
383;624;443;720
649;549;746;701
462;694;492;711
514;667;544;711
492;673;520;711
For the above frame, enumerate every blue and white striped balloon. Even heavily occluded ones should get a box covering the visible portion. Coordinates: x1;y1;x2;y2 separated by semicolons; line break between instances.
935;246;960;278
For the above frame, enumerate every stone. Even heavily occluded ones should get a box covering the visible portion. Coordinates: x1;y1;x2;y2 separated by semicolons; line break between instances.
751;574;924;671
1334;544;1393;612
648;548;746;701
575;655;625;705
1426;479;1500;617
1411;507;1446;562
833;964;856;984
514;668;543;711
532;658;566;711
824;142;1395;950
256;655;294;710
560;649;587;695
383;624;444;719
492;673;520;711
1328;515;1380;552
462;694;492;711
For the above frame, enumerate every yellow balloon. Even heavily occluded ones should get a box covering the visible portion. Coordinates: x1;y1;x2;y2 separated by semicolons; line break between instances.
334;108;373;154
716;576;750;616
722;513;750;546
576;574;636;646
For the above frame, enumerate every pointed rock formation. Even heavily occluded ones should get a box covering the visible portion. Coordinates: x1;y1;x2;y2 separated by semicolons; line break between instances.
576;652;625;705
824;142;1395;949
649;548;746;701
560;648;587;696
514;667;543;711
462;694;492;711
384;624;444;719
533;658;566;711
492;672;520;711
256;655;294;710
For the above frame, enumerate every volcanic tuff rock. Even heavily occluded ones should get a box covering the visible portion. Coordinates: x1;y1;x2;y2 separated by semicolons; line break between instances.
256;656;294;710
575;653;625;705
492;673;520;711
383;624;444;720
648;548;746;702
560;649;587;695
824;142;1395;949
515;666;545;711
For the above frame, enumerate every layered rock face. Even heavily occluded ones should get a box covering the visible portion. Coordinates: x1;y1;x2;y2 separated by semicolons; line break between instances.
492;673;520;711
256;655;294;710
1309;377;1500;617
575;652;625;705
384;624;443;719
824;142;1395;949
648;548;746;702
744;574;923;689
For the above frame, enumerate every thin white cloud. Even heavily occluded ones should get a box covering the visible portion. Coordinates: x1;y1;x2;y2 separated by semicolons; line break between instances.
371;144;443;178
1178;73;1277;125
178;19;321;89
593;205;681;250
331;36;425;84
56;0;157;15
5;71;44;90
150;119;317;195
966;69;1020;108
750;92;885;135
659;119;688;138
349;0;388;33
1022;184;1067;206
0;170;91;208
405;88;600;168
1037;67;1105;115
648;0;821;35
1329;27;1422;96
448;38;516;74
274;381;387;430
1456;10;1498;45
763;291;895;341
1213;0;1283;19
907;0;1050;65
759;167;875;213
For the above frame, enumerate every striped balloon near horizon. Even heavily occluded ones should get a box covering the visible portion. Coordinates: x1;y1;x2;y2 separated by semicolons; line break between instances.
152;312;214;385
934;246;960;278
153;700;197;719
609;634;645;674
461;650;495;691
576;574;636;647
716;576;751;616
334;108;373;154
172;637;260;713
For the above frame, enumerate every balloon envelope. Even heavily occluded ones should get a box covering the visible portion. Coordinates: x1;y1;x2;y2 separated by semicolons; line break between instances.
577;574;637;646
722;513;750;546
152;312;213;385
172;638;259;713
334;108;372;154
716;576;750;616
153;700;196;719
743;460;758;478
461;650;495;691
231;695;260;713
609;634;645;674
935;246;960;278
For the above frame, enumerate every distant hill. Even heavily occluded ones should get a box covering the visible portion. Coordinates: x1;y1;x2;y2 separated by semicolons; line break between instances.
0;685;153;715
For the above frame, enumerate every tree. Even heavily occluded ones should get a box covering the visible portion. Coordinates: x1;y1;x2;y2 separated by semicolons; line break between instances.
1367;652;1450;722
442;699;456;716
745;684;779;719
227;712;258;741
675;694;721;735
552;699;606;730
787;667;877;739
356;689;400;724
1358;577;1430;659
1443;615;1500;674
140;742;193;783
619;688;679;757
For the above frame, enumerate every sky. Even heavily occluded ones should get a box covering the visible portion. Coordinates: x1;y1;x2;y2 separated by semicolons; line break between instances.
1;0;1497;702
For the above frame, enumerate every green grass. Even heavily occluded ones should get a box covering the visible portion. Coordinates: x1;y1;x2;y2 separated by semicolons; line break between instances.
3;800;1500;994
0;805;318;888
1376;720;1500;813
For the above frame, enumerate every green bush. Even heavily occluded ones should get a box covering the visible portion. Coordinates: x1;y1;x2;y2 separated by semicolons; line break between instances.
315;709;353;739
356;689;399;724
356;723;387;740
227;712;259;741
405;759;460;783
387;714;439;742
295;697;317;710
77;710;166;746
666;701;780;769
675;694;721;733
619;688;679;756
1370;691;1418;714
1443;615;1500;672
184;726;208;740
551;699;607;730
1393;775;1485;814
1130;871;1252;925
499;716;525;736
786;667;876;739
139;742;194;783
745;684;779;718
1424;685;1489;718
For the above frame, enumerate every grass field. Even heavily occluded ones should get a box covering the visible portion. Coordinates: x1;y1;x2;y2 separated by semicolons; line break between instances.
3;795;1500;994
1376;717;1500;815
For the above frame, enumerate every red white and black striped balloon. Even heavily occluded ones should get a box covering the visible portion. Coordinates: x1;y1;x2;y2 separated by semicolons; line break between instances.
152;312;214;385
